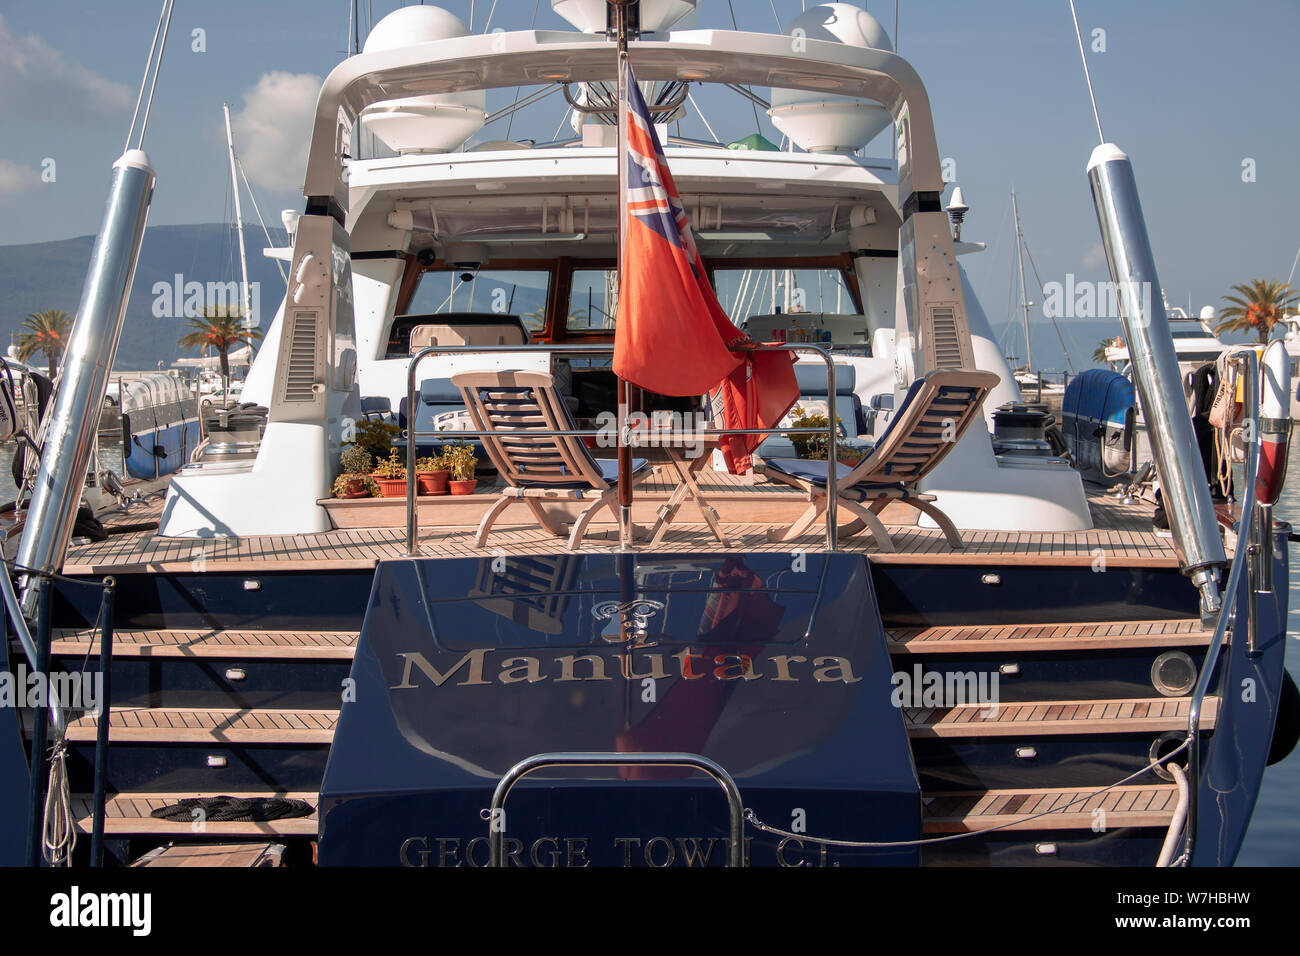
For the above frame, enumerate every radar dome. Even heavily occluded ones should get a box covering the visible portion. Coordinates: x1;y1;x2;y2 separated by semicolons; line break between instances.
552;0;698;34
359;6;486;154
1200;306;1218;322
767;4;894;153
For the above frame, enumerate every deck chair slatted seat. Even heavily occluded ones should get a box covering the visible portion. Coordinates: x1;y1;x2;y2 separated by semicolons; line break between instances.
452;370;655;550
756;369;999;551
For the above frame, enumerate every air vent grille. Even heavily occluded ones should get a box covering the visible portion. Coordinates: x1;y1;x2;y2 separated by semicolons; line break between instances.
930;305;963;368
284;312;319;403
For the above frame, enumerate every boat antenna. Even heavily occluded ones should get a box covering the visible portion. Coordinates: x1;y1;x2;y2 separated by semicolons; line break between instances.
1068;0;1105;144
124;0;176;151
1287;243;1300;286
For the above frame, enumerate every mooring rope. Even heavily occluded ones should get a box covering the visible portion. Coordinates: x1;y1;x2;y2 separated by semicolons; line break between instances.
744;739;1190;859
42;739;76;866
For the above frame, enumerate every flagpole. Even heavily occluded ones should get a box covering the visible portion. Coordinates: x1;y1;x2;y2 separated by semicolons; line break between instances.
614;0;634;550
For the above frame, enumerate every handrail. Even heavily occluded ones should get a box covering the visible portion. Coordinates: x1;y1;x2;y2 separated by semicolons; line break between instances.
402;342;839;554
485;751;745;867
1183;348;1260;864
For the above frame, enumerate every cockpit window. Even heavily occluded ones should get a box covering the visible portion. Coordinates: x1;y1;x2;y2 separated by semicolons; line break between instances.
568;269;618;332
712;269;855;323
406;270;552;333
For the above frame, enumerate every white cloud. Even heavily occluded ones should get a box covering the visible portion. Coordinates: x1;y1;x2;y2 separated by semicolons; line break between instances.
1083;243;1108;269
0;14;132;122
232;72;322;195
0;159;39;201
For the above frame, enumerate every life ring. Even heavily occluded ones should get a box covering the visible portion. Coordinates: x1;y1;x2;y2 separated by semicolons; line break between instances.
1256;340;1292;506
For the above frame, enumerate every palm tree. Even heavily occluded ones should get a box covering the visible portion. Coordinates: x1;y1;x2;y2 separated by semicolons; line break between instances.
1092;337;1116;364
179;307;262;405
14;309;73;378
1215;279;1299;344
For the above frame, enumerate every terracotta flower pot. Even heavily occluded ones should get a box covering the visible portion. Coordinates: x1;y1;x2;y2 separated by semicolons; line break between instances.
337;476;370;499
448;478;477;495
374;477;407;498
417;469;449;496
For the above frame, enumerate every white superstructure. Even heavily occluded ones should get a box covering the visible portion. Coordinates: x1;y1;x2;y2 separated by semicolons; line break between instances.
159;3;1091;537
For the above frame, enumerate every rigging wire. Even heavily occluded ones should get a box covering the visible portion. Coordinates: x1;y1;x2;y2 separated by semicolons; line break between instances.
1068;0;1105;144
124;3;168;152
767;0;783;30
1021;240;1077;372
235;157;289;284
504;0;542;142
686;91;721;144
125;0;175;151
726;0;765;135
135;0;175;150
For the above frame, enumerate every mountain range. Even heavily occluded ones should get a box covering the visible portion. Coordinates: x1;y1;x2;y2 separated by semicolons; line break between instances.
0;222;1122;375
0;223;288;371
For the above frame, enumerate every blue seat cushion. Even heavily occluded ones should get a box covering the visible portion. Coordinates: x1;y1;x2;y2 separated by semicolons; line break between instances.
420;377;461;405
516;457;648;490
763;458;899;499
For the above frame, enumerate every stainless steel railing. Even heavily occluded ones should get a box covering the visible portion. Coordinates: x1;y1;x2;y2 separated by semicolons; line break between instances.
485;751;745;867
402;342;841;553
1183;348;1263;865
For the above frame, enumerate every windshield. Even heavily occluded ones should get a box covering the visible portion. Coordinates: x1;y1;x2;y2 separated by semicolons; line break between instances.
406;269;552;333
713;268;855;322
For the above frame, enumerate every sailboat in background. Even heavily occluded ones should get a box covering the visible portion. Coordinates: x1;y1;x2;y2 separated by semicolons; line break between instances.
1002;189;1073;401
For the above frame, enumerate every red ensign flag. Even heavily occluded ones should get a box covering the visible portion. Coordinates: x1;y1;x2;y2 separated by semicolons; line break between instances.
613;63;797;474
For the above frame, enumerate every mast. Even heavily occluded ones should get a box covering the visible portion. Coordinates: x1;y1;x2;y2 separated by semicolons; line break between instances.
614;0;634;548
223;103;253;342
1011;189;1032;373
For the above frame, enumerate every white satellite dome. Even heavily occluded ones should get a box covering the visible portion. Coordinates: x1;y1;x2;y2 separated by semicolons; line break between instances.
1200;305;1218;322
359;6;486;155
767;3;894;153
552;0;698;34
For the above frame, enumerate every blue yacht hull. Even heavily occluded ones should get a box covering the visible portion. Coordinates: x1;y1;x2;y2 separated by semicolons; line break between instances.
1;535;1287;867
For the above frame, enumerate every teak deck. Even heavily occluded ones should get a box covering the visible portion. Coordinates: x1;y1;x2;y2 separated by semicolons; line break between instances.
64;477;1188;574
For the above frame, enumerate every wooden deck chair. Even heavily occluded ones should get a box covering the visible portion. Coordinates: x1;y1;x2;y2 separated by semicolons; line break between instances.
452;370;654;550
756;369;999;551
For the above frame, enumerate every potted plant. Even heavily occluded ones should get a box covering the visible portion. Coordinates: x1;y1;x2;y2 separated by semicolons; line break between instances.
333;445;378;498
788;404;836;460
415;452;449;496
443;442;478;495
350;419;403;460
372;448;408;498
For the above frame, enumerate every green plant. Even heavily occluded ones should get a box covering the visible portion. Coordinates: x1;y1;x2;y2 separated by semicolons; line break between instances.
15;309;73;378
349;419;402;459
179;306;263;405
1215;279;1299;343
373;448;406;479
331;473;378;498
788;404;842;459
415;453;446;473
339;444;373;475
1092;337;1118;363
442;442;477;481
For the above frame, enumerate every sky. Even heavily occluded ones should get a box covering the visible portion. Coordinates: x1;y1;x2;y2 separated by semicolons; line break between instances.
1;0;1298;369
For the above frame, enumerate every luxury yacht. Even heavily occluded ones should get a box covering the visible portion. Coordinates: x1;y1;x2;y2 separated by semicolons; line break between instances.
0;1;1293;869
1104;304;1228;381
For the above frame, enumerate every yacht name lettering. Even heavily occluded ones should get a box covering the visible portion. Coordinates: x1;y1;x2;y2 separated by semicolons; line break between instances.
400;835;803;867
390;648;862;688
